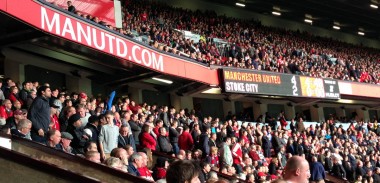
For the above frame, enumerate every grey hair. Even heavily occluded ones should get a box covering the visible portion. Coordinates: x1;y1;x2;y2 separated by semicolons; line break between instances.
130;153;142;163
105;157;122;168
17;119;32;130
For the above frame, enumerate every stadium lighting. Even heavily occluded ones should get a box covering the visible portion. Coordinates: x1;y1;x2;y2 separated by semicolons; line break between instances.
152;77;173;84
304;19;313;24
333;25;340;30
272;11;281;16
235;2;245;7
370;4;378;9
358;31;365;36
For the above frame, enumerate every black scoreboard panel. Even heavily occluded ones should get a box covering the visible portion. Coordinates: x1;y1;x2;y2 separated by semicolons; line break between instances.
222;68;340;99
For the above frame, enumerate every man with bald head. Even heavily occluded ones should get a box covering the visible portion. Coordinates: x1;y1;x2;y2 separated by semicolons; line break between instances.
283;156;310;183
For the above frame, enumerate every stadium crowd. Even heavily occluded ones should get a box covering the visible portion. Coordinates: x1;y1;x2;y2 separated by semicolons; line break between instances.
50;0;380;85
3;0;380;182
1;76;380;183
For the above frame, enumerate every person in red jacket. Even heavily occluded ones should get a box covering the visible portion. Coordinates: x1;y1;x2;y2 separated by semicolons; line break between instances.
8;86;22;106
140;124;157;151
153;157;168;181
0;99;13;123
178;125;194;151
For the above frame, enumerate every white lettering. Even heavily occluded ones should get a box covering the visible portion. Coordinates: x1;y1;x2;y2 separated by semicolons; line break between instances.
152;53;164;72
141;49;152;67
41;7;60;34
105;33;115;54
225;82;245;92
61;18;76;41
245;83;258;93
77;22;91;46
132;45;141;63
92;29;105;50
115;38;127;57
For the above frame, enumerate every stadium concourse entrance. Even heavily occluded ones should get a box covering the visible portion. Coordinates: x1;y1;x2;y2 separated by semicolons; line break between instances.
0;8;380;124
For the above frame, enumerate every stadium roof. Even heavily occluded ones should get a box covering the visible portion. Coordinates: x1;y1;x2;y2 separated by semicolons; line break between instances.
205;0;380;39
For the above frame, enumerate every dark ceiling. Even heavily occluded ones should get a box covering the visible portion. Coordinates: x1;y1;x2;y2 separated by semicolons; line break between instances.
203;0;380;39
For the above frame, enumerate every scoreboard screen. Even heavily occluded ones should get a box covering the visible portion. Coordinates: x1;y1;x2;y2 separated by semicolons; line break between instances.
222;68;340;99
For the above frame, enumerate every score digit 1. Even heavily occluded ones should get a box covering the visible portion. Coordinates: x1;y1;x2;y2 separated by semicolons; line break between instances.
291;76;298;96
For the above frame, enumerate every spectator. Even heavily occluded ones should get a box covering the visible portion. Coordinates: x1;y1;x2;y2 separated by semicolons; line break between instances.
129;113;141;144
105;157;127;172
178;125;194;151
99;111;119;160
231;137;244;173
128;153;143;176
219;137;233;167
11;119;32;140
166;160;200;183
59;106;76;132
283;156;310;183
152;157;168;181
84;115;100;142
137;152;154;181
139;123;156;151
198;161;211;183
0;99;13;125
67;1;76;13
28;86;51;143
6;109;26;130
57;132;73;154
157;127;173;154
310;156;326;183
169;119;180;155
111;148;129;169
85;151;101;163
66;113;89;154
49;101;60;131
46;129;61;149
118;124;136;150
199;127;211;159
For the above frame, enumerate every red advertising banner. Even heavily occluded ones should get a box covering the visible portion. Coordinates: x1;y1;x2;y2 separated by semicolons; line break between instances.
339;81;380;98
46;0;115;26
0;0;219;85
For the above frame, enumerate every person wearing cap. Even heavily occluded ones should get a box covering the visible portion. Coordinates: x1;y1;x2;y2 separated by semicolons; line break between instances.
66;113;90;154
5;109;26;130
50;101;60;131
56;132;73;154
28;85;51;143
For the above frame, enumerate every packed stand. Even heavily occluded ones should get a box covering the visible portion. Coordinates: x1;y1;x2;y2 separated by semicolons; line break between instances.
2;76;380;182
48;0;380;85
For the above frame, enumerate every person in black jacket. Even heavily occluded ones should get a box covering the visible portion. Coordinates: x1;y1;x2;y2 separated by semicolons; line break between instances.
169;120;179;155
66;114;90;155
262;131;271;158
159;106;170;129
198;161;211;183
157;127;173;154
28;86;51;143
271;131;281;155
199;127;211;159
331;157;347;180
67;1;76;13
129;114;141;144
19;81;31;108
84;115;99;142
118;124;136;150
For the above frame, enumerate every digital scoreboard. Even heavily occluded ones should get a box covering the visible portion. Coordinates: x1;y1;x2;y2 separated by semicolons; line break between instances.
222;68;340;99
